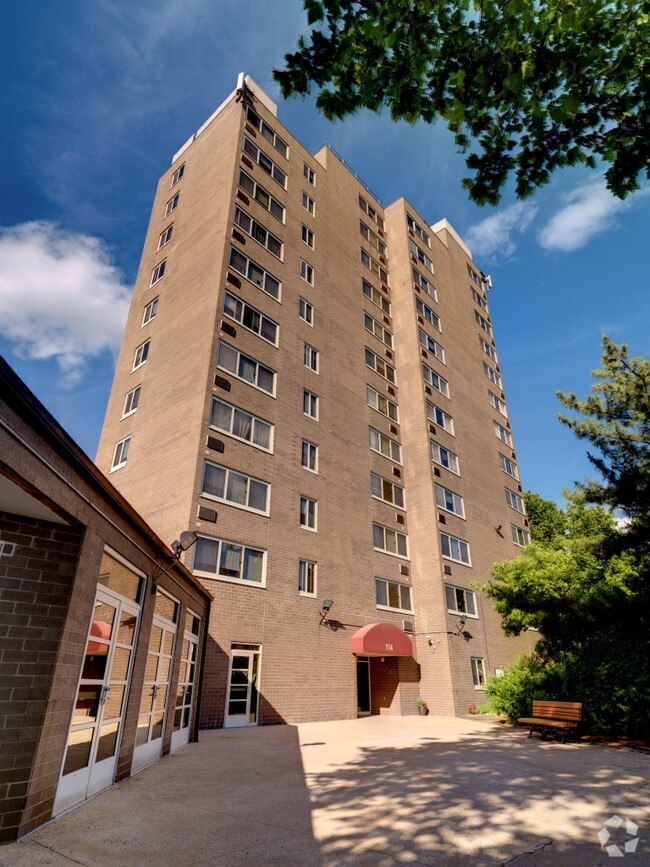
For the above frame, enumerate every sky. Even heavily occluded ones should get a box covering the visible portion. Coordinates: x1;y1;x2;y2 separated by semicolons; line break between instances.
1;0;648;506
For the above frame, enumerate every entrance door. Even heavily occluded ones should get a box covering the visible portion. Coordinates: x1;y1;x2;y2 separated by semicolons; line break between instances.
357;656;371;716
171;610;201;751
224;645;261;728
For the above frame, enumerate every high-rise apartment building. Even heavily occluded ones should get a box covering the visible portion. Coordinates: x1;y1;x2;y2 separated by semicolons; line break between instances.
97;76;534;728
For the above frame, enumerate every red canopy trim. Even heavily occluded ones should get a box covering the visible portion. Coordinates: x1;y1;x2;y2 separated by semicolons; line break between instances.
351;623;413;657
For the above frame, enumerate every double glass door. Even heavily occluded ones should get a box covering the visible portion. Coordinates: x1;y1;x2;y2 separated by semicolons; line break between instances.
171;611;200;751
224;645;261;728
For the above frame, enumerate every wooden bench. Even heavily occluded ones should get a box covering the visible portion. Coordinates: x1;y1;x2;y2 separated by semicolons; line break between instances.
518;700;583;743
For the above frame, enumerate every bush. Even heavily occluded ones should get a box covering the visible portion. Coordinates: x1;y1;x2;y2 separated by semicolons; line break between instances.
484;654;563;722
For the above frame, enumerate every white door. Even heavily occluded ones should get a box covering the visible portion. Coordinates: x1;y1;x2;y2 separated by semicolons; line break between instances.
224;646;261;728
171;611;200;751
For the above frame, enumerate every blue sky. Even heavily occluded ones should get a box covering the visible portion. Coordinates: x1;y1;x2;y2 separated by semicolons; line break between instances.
1;0;648;505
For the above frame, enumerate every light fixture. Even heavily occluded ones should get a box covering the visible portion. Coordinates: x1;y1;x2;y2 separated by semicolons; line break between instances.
321;599;334;613
171;530;199;559
457;615;467;634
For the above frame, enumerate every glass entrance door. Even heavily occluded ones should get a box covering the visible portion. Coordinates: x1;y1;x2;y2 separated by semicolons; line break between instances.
357;656;371;716
224;645;260;728
171;610;200;751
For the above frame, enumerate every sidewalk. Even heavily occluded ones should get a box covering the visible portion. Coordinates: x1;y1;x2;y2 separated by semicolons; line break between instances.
2;715;649;865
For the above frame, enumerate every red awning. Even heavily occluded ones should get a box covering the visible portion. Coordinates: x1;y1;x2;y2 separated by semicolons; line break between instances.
351;623;413;657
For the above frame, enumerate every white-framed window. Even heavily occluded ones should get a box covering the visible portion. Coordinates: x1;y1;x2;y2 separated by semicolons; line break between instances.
360;221;387;256
409;238;433;271
164;193;179;217
216;340;276;395
242;136;286;187
304;343;319;372
371;472;405;508
416;297;441;331
499;453;519;479
373;523;408;558
494;421;512;446
435;484;465;517
359;194;384;229
511;524;531;547
158;224;173;250
229;246;281;300
365;347;395;383
302;192;315;215
440;532;471;565
407;214;430;246
364;312;392;348
471;657;486;689
467;264;480;284
299;496;317;530
132;340;150;370
301;224;314;248
301;440;318;472
423;363;449;398
418;329;445;362
111;436;131;471
489;391;508;417
427;402;454;434
193;534;266;586
303;162;315;184
366;385;398;422
506;489;526;513
361;248;388;283
245;106;288;158
298;559;316;595
363;278;390;315
303;390;318;419
142;297;158;326
375;578;412;613
299;297;313;325
202;460;270;515
431;440;460;475
210;397;273;452
122;386;141;418
369;427;401;462
413;267;437;300
445;584;477;617
479;335;497;361
234;207;283;259
484;363;501;388
300;259;314;286
472;287;488;311
223;291;278;345
238;170;285;222
170;163;185;186
476;311;492;335
150;260;166;286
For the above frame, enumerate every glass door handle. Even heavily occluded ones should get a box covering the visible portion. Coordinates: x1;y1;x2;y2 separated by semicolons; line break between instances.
99;685;111;705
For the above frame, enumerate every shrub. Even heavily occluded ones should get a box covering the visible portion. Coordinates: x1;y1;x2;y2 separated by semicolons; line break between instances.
484;653;563;722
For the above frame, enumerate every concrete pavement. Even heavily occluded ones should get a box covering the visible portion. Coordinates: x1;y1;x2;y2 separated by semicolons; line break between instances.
2;715;649;865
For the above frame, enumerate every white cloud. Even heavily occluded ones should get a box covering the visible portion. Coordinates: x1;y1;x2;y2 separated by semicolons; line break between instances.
0;222;131;386
464;201;538;260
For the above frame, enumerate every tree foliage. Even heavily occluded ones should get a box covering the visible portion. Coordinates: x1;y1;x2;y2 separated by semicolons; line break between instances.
274;1;649;204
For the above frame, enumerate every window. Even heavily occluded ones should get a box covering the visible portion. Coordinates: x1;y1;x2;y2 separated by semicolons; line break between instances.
361;248;388;282
132;340;150;370
303;390;318;418
359;194;384;230
407;214;430;246
445;585;478;617
229;246;281;300
122;386;141;418
170;163;185;186
375;578;412;612
489;391;508;417
413;268;437;299
426;402;454;434
302;192;315;215
223;292;278;345
371;472;405;508
301;224;314;248
304;343;319;372
409;239;433;271
298;560;316;595
416;298;441;331
193;534;265;585
484;363;501;388
234;207;283;258
494;421;512;447
475;311;492;335
111;437;131;471
511;524;531;547
362;279;390;315
479;336;497;361
467;264;480;284
365;348;395;383
216;341;276;395
150;260;166;286
360;221;387;256
301;440;318;472
435;484;465;517
245;106;288;157
499;453;519;479
303;162;315;184
299;297;313;325
142;298;158;326
440;532;471;565
158;224;173;250
418;329;445;362
472;287;488;311
210;397;273;451
364;312;392;347
373;523;408;558
300;259;314;286
202;460;270;515
430;440;460;475
299;496;317;530
471;657;486;689
369;427;401;462
238;170;285;222
165;193;179;216
366;385;398;422
242;136;286;187
422;364;449;398
506;489;525;513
